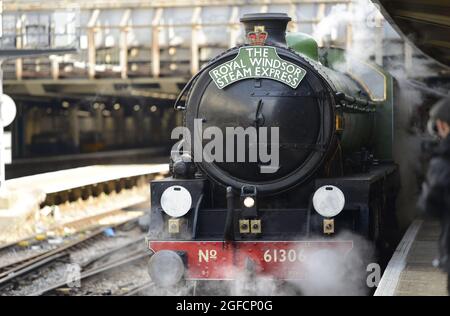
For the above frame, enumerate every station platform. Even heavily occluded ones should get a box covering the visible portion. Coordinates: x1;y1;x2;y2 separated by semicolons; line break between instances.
0;164;170;245
5;164;169;195
6;147;168;179
375;218;448;296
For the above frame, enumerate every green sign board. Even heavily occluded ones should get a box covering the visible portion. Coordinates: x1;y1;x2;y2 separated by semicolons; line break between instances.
209;46;307;89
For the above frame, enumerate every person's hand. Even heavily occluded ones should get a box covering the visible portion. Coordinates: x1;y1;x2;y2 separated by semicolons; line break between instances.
436;119;450;138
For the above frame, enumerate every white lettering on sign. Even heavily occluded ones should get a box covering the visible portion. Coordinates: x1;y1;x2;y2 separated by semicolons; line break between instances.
209;46;307;89
263;249;306;263
198;249;218;263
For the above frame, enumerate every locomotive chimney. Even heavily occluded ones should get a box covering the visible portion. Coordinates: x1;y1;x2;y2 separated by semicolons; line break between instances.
240;13;291;47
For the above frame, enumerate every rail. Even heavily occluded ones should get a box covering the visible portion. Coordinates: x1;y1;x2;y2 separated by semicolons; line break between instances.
0;215;146;293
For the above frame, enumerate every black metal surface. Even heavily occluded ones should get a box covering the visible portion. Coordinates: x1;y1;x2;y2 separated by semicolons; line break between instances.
148;163;399;240
185;46;335;194
315;164;399;238
195;208;309;240
224;187;235;241
149;178;206;239
240;13;291;47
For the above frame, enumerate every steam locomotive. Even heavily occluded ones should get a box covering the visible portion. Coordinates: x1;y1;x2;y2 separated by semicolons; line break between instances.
146;13;399;288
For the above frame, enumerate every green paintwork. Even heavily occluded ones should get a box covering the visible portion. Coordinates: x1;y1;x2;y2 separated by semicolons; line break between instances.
286;32;319;61
318;46;395;160
318;47;346;68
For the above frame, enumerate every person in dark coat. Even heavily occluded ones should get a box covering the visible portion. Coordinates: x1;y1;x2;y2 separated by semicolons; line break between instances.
418;97;450;294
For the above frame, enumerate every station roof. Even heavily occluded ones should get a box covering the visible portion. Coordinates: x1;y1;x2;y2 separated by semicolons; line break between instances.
375;0;450;68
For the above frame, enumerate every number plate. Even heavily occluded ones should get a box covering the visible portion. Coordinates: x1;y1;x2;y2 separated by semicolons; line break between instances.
263;248;306;263
149;240;353;280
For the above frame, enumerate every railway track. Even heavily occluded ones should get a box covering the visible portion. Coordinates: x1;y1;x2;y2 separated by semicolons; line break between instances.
0;229;109;283
0;217;146;295
0;208;132;254
0;164;170;296
119;281;154;296
31;237;151;296
0;207;143;271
